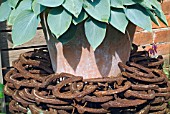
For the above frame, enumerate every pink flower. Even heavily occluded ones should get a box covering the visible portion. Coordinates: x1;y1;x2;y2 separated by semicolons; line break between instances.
148;43;157;56
152;43;157;53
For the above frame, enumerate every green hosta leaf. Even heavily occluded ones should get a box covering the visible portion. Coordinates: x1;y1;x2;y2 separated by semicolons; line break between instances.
12;10;40;47
36;0;64;7
153;7;168;26
0;0;11;22
139;0;153;10
110;0;124;8
62;0;83;18
72;10;88;25
109;8;128;33
47;7;72;38
123;0;143;5
84;18;106;50
7;0;19;8
83;0;110;23
8;0;32;25
125;5;152;32
32;0;46;15
149;0;168;26
146;9;160;26
58;24;77;44
149;0;162;11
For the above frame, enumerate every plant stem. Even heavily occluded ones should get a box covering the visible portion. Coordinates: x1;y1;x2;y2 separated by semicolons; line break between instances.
40;12;58;72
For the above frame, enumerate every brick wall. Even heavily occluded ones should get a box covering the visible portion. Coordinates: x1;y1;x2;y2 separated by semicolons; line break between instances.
133;0;170;76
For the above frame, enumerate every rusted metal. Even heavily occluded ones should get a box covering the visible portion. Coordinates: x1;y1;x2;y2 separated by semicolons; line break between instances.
9;100;19;113
29;104;48;114
101;99;147;109
155;92;170;99
128;62;152;72
153;69;169;82
122;72;164;83
82;95;113;103
124;90;155;100
32;89;69;105
150;103;167;111
148;58;164;67
94;81;131;96
15;102;28;113
74;104;109;114
136;105;150;114
52;76;83;99
131;84;159;90
4;48;169;114
70;82;80;93
83;77;126;83
19;53;53;74
52;76;99;101
130;51;149;57
12;91;34;106
130;43;138;55
18;90;36;103
57;110;69;114
156;87;170;92
4;83;15;96
130;56;149;63
151;97;165;104
48;108;58;114
47;104;73;110
149;108;166;114
42;73;75;87
119;62;154;78
12;60;44;81
22;88;35;100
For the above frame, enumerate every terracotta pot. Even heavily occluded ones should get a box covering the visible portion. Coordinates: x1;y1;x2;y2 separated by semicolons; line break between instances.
41;14;136;79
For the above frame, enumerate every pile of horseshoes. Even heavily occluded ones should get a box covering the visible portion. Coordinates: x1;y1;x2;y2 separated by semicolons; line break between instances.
4;46;170;114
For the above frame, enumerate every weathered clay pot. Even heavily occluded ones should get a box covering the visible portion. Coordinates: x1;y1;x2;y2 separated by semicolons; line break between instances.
41;15;136;79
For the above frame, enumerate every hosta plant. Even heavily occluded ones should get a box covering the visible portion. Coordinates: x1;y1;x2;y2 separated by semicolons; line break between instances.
0;0;168;79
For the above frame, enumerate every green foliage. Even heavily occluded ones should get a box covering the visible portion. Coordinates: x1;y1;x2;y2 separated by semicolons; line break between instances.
0;0;11;22
0;84;4;99
47;7;72;38
36;0;64;7
7;0;19;8
62;0;83;18
110;8;128;33
83;0;110;23
7;0;32;25
124;4;152;32
163;67;170;79
58;24;77;44
85;18;106;50
32;0;45;15
12;10;40;46
0;0;168;50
